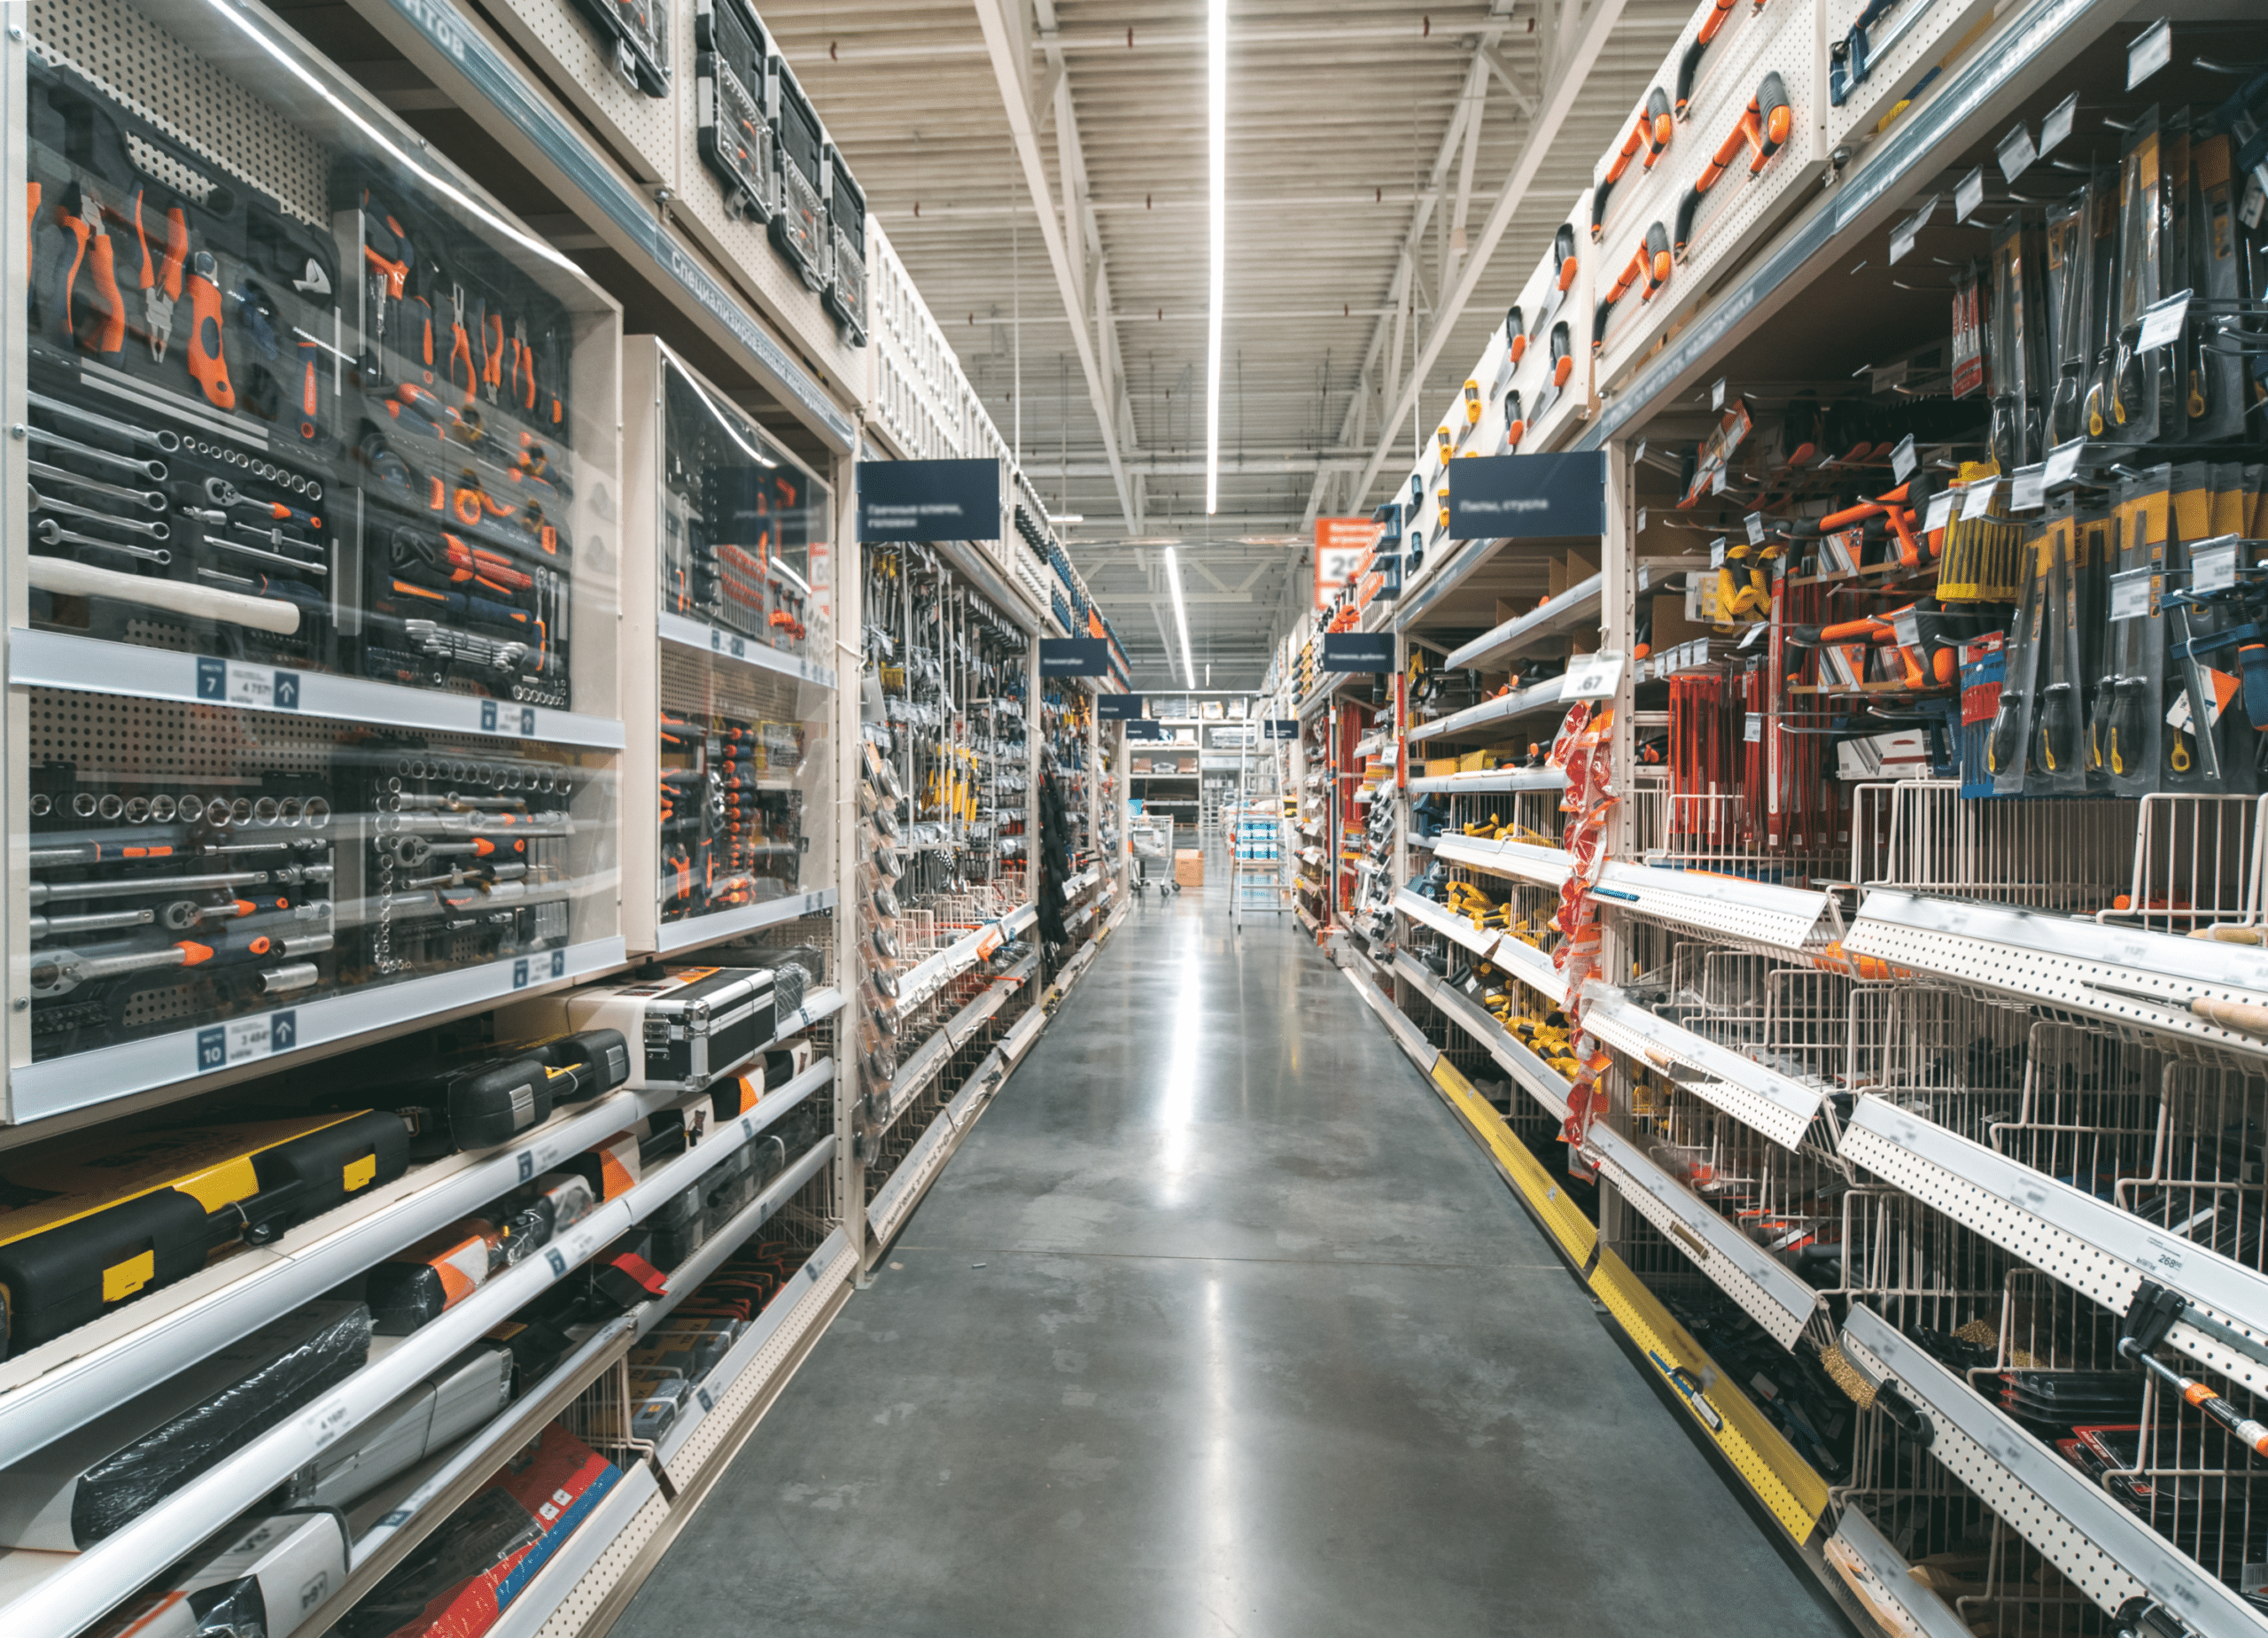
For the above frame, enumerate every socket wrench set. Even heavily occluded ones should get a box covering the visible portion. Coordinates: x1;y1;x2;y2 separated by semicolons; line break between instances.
22;47;608;712
658;712;812;926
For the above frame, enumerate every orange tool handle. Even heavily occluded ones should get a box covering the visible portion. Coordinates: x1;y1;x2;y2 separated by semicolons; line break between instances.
363;244;408;299
1819;617;1891;642
296;338;320;440
186;252;235;408
81;225;125;362
481;309;503;395
25;181;37;286
1818;498;1886;531
161;206;186;300
122;188;154;291
1886;506;1922;570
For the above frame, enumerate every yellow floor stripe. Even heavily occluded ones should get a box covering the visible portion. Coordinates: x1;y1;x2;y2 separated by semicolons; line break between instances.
1425;1059;1826;1545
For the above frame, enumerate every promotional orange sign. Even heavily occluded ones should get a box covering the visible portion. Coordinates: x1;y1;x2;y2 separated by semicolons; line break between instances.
1314;517;1381;610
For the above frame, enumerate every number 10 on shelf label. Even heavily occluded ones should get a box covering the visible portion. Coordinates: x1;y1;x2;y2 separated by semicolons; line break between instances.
711;626;749;661
196;1008;298;1072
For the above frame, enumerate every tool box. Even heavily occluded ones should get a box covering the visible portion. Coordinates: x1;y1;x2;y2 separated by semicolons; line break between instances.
0;1111;408;1359
0;1300;371;1550
362;1028;630;1153
502;965;776;1091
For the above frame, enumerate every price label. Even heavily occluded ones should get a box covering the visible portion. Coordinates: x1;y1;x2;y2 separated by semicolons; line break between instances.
1996;122;2037;182
1953;166;1985;223
1924;489;1958;534
1737;622;1767;650
196;1012;289;1073
1744;511;1766;546
1711;377;1727;411
1891;435;1917;483
2109;566;2154;622
2142;1233;2189;1279
2192;539;2240;594
1711;465;1729;495
2128;16;2171;88
697;1386;715;1414
2039;92;2077;157
195;657;299;710
307;1394;354;1451
2009;464;2046;512
1893;609;1921;651
1562;650;1626;701
2043;438;2085;489
1870;360;1909;396
1711;537;1727;568
1960;477;2000;521
1888;223;1917;266
1744;713;1762;743
1635;507;1649;535
2137;289;2192;353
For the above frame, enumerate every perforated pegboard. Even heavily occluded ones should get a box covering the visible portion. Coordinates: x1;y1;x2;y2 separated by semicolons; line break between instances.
1597;864;1837;954
489;0;678;186
1840;1093;2268;1399
30;0;329;226
1596;0;1827;394
27;687;336;780
528;1484;669;1638
664;1236;855;1488
1581;990;1822;1150
1822;0;2003;152
1836;1324;2146;1620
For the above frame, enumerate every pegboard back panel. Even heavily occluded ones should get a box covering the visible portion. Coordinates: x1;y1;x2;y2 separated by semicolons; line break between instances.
487;0;680;186
1596;0;1828;398
27;687;337;781
1822;0;2002;153
29;0;329;225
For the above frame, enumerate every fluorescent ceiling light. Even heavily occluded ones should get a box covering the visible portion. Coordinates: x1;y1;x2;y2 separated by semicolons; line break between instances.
1203;0;1226;515
1163;546;1197;690
1046;512;1085;524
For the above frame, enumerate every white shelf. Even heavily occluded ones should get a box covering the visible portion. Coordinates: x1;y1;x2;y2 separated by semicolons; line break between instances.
897;902;1036;1012
1578;984;1826;1153
656;609;837;688
1838;1306;2268;1638
1825;1510;1974;1638
9;935;631;1124
655;889;839;957
871;957;1037;1137
1404;767;1568;796
635;1129;838;1342
1433;834;1573;889
1592;863;1842;956
1846;889;2268;1060
1441;558;1703;672
483;1458;662;1638
1406;676;1568;746
1392;952;1570;1121
1840;1091;2268;1400
10;628;628;749
0;1044;836;1637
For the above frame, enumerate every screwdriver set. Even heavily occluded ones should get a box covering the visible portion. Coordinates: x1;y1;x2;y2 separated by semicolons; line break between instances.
22;51;599;712
658;711;812;925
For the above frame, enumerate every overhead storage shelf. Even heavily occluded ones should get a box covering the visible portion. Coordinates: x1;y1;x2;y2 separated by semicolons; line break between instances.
1392;951;1571;1121
1579;985;1827;1152
1441;559;1703;672
1838;1306;2268;1638
1840;1091;2268;1399
1406;767;1570;796
1845;889;2268;1060
1593;865;1844;957
1407;677;1569;746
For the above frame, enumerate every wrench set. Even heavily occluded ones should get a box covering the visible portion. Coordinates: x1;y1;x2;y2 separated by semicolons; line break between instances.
657;711;811;925
23;56;590;711
660;360;816;657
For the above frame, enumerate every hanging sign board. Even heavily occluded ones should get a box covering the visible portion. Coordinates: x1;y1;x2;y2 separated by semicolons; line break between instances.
1263;719;1300;740
1321;633;1394;672
1038;638;1109;677
1096;694;1143;720
1124;718;1164;740
1314;517;1382;610
1446;451;1606;540
856;458;1001;541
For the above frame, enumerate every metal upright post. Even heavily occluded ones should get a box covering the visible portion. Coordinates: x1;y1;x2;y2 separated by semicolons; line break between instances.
834;434;868;1269
1596;437;1639;1254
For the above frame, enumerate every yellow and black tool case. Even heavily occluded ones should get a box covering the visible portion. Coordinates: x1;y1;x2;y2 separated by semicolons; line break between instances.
0;1110;408;1359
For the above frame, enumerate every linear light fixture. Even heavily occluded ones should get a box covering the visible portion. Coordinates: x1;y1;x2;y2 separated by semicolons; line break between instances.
1163;546;1197;690
1203;0;1226;515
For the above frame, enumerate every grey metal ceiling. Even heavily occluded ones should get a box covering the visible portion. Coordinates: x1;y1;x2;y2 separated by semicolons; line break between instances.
766;0;1689;686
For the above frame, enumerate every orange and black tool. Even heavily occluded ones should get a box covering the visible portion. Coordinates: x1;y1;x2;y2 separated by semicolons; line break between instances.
1504;390;1526;451
295;336;321;441
1589;87;1674;239
58;184;127;366
480;304;504;404
445;283;477;405
1674;73;1792;257
510;317;536;412
1675;0;1743;117
185;249;235;408
24;180;36;289
1551;222;1580;297
1593;221;1672;354
1504;304;1526;366
1548;321;1574;389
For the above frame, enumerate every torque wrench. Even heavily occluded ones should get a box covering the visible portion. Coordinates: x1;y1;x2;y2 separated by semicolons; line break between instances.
20;424;167;480
35;519;171;564
30;927;331;997
31;489;169;539
28;462;165;512
27;391;179;453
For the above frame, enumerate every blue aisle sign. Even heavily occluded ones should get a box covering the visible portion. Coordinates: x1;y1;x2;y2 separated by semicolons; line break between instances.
1321;633;1394;672
1446;451;1605;540
1262;719;1299;740
856;458;1001;541
1125;718;1164;740
1097;694;1143;719
1039;639;1109;676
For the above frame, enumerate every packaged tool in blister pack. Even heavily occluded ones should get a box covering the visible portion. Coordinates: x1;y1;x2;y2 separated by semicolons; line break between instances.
355;740;586;984
27;762;339;1063
2155;465;2268;796
340;167;580;710
25;57;342;672
768;55;828;289
695;0;779;222
566;0;672;97
2101;466;2173;797
1986;216;2048;473
0;1112;407;1359
659;358;817;655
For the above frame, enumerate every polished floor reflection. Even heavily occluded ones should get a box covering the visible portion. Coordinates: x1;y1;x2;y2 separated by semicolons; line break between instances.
616;871;1851;1638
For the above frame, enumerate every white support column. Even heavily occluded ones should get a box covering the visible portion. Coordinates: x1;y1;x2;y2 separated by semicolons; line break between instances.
1596;437;1638;1254
833;436;868;1265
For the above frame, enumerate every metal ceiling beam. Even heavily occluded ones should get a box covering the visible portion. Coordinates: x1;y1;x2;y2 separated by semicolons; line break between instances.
1349;0;1630;508
970;0;1138;529
1021;453;1367;478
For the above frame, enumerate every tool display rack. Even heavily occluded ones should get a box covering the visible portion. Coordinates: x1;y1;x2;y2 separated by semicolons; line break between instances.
0;0;1142;1633
1337;4;2268;1636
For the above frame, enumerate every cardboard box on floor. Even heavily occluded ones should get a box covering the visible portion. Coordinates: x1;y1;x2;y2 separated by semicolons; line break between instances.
1174;850;1204;887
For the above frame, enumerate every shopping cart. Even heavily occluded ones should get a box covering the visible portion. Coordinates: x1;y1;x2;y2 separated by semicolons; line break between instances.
1130;816;1180;897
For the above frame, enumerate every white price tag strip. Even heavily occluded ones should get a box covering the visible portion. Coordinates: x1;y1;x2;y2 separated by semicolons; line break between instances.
1744;511;1766;546
1562;650;1627;701
2009;464;2046;513
1891;435;1916;482
2039;92;2077;157
1953;166;1985;223
1924;490;1957;534
2043;438;2085;489
1711;538;1728;568
2137;289;2192;353
1996;122;2037;182
2192;539;2241;595
2128;16;2171;88
2109;566;2153;623
1711;377;1727;410
1744;713;1762;743
1960;477;2000;521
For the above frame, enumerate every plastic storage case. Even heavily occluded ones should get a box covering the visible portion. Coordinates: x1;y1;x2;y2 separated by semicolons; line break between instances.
4;0;628;1125
622;339;836;957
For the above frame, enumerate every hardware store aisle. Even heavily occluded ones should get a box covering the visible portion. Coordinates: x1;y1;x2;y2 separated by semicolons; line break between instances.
616;885;1845;1638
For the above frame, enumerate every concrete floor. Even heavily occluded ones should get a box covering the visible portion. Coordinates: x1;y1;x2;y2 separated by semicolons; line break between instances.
615;873;1849;1638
